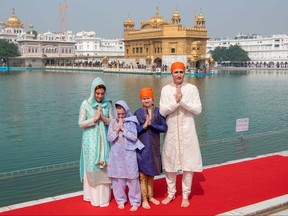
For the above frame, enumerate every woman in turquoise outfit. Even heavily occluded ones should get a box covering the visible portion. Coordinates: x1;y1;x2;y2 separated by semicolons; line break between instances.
78;77;113;207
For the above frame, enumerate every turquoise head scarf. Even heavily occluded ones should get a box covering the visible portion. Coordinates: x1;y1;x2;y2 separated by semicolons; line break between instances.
88;77;110;108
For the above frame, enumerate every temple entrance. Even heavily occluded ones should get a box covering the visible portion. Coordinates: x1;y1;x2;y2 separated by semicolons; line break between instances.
154;58;162;68
152;58;162;72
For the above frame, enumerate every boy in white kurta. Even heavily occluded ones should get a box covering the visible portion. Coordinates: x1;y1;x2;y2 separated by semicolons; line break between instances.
159;61;203;207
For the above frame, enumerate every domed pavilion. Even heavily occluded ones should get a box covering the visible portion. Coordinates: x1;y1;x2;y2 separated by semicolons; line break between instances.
0;9;25;43
123;7;212;72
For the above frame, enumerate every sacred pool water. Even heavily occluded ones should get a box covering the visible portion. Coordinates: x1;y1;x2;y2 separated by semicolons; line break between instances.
0;69;287;207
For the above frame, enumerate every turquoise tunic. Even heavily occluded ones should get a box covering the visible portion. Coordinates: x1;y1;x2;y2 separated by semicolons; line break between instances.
79;77;112;186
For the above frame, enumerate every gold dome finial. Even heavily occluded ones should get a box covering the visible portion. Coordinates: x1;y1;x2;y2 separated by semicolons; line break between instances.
124;15;135;30
195;9;206;28
172;8;181;24
6;8;23;28
197;9;205;22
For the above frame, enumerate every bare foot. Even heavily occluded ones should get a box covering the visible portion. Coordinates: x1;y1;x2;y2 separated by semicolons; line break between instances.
130;205;138;211
149;197;160;205
161;196;174;205
181;198;190;208
142;200;151;209
118;203;125;209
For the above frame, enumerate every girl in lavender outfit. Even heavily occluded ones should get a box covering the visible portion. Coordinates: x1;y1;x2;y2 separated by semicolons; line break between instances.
107;100;144;211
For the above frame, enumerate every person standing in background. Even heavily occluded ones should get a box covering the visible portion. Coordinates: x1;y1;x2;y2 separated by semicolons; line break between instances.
78;77;113;207
159;62;203;208
134;88;167;209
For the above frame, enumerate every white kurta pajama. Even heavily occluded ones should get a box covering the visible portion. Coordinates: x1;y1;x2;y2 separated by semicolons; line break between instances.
160;82;203;199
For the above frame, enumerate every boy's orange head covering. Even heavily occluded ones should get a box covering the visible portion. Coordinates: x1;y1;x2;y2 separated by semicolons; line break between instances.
170;62;185;72
140;88;154;99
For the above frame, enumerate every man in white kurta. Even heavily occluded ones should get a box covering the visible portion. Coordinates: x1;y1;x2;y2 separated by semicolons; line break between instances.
159;61;203;207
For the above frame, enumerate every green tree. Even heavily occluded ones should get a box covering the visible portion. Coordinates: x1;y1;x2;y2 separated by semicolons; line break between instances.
211;45;250;62
0;39;20;62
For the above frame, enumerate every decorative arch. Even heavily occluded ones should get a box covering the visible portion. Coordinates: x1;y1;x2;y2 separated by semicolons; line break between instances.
153;57;162;68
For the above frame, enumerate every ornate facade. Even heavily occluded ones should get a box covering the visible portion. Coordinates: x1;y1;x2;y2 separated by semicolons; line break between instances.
123;8;213;71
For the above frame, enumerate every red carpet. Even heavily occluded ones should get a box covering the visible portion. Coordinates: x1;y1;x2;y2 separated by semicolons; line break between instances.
1;155;288;215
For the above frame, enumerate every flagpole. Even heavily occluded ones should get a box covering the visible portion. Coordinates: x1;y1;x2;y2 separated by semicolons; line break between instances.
59;3;62;40
64;0;68;40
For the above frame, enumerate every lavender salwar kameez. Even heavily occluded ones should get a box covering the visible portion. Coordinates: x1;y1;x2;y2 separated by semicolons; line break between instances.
107;100;144;207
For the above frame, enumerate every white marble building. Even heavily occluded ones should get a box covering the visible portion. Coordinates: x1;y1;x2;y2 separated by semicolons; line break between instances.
1;9;124;67
206;33;288;67
74;31;124;57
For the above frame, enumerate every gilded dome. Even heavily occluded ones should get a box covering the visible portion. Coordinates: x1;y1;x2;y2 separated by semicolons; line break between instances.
172;10;180;19
6;9;23;28
197;12;205;22
141;7;168;29
171;9;181;24
124;17;134;25
124;16;135;28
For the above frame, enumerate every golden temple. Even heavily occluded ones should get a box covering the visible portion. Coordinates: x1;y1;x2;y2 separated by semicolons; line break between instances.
123;7;214;71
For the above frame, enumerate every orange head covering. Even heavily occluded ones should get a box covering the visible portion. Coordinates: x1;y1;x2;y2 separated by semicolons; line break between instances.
170;61;185;73
139;88;154;100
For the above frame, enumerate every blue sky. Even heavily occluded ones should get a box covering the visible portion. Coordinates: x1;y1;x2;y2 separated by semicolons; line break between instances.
1;0;287;39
